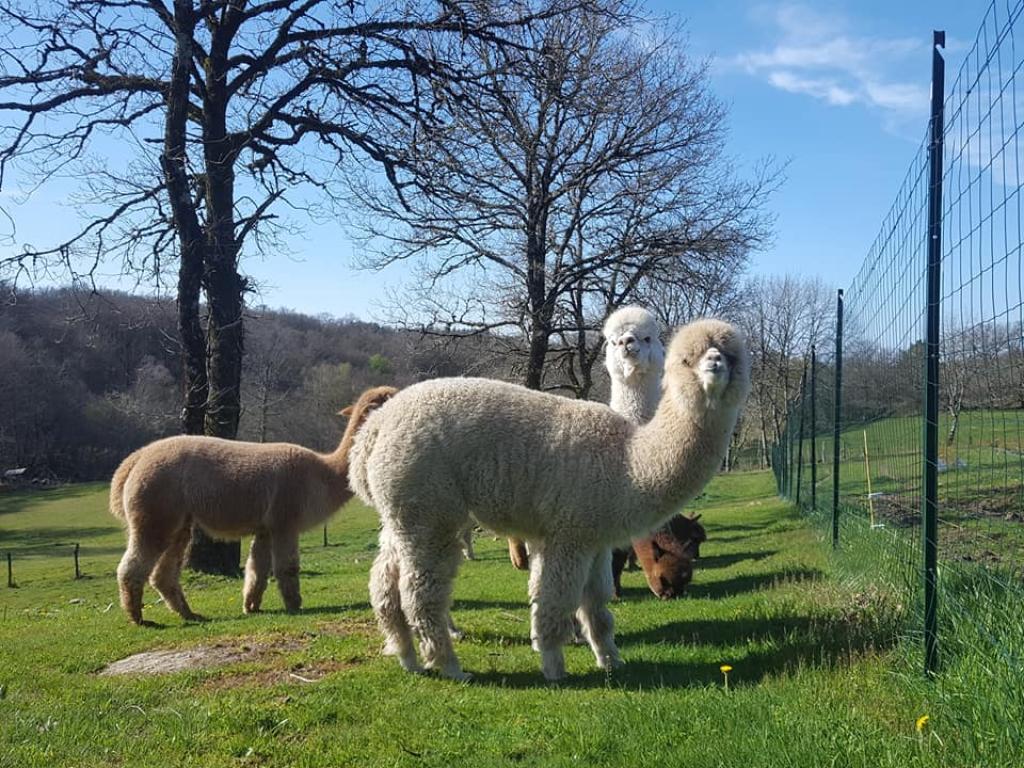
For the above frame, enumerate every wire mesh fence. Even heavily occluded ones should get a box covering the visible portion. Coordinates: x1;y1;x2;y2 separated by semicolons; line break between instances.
773;1;1024;677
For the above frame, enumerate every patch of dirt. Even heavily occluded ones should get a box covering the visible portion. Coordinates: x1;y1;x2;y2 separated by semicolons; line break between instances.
872;494;920;528
98;635;305;677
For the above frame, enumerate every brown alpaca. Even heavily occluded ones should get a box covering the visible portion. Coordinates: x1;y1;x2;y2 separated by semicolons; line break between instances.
612;513;706;599
108;385;397;625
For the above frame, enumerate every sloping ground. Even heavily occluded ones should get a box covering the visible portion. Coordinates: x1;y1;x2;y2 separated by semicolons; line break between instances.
0;473;997;767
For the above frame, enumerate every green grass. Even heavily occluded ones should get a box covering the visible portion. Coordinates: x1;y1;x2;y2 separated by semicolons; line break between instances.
0;472;1018;767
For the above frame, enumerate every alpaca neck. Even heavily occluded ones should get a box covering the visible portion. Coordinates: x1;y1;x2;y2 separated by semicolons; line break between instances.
609;371;662;423
624;386;738;534
322;418;362;498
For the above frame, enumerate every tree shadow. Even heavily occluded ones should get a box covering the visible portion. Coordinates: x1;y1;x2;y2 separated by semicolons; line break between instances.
0;484;106;516
697;550;778;570
687;568;823;600
2;526;123;553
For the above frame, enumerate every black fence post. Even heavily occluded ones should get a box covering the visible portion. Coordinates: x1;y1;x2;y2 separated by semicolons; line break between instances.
795;362;807;507
74;543;81;580
323;525;328;548
923;29;946;678
810;344;817;511
833;290;844;547
6;553;12;588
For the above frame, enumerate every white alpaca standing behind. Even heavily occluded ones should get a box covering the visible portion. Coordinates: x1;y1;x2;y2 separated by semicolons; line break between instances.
350;319;750;681
604;306;665;424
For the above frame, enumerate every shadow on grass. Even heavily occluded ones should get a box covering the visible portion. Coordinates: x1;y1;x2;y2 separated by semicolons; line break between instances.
470;613;894;690
687;568;824;599
697;550;778;569
2;526;123;554
0;484;106;516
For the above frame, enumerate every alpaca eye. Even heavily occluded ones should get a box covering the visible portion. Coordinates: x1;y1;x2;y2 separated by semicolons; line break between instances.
644;337;651;343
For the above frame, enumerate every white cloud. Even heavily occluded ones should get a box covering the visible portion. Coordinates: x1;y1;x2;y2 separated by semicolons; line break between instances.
730;3;928;120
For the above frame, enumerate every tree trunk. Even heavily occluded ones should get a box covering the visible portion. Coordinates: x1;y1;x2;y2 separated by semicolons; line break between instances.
188;17;243;576
163;0;207;437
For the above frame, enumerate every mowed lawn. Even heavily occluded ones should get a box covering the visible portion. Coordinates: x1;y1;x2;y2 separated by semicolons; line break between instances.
1;472;944;767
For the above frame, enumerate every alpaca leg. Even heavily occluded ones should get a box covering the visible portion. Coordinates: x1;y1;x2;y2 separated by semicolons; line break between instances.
576;548;622;670
271;533;302;613
116;530;164;625
528;543;589;681
369;531;419;673
243;532;272;613
400;536;468;681
611;548;628;599
461;525;475;561
149;525;202;621
508;537;529;570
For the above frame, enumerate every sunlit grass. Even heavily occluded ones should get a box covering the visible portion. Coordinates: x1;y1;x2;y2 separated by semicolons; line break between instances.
0;472;1019;766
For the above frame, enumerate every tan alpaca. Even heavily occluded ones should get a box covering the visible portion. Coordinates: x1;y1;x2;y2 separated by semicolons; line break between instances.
350;319;749;681
109;385;397;625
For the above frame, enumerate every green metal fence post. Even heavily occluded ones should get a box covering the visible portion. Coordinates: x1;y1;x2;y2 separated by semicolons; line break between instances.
923;29;945;678
795;361;807;508
810;344;817;511
833;290;844;548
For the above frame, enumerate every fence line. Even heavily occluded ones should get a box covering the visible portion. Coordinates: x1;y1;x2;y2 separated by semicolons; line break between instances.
773;1;1024;678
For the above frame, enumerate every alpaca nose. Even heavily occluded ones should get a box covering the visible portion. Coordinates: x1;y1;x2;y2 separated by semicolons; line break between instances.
621;334;637;355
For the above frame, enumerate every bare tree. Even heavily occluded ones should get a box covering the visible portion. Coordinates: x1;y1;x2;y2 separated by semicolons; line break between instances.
740;274;834;467
353;2;776;393
1;0;580;572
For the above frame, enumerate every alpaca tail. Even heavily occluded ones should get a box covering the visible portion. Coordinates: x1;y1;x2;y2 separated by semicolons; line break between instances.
108;451;142;521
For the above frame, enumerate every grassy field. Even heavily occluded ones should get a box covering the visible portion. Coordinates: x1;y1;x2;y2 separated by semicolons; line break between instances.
0;471;1018;767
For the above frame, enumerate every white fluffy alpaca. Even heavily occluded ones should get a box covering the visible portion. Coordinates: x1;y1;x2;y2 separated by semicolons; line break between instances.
604;305;665;423
349;319;749;681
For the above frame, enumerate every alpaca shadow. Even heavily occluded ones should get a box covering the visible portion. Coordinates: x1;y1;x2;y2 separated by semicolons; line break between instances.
452;598;528;612
697;550;778;570
301;601;374;615
618;614;813;647
687;568;824;600
470;614;892;691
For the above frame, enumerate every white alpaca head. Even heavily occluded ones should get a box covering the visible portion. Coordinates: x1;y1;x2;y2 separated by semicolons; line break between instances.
603;306;665;384
663;319;751;407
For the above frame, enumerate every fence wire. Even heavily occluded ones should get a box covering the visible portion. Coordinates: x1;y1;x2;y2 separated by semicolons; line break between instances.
773;0;1024;677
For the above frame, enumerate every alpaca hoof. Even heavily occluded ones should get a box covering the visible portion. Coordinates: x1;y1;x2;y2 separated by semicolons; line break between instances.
243;599;261;614
449;626;464;641
597;652;624;670
445;668;473;683
183;612;208;623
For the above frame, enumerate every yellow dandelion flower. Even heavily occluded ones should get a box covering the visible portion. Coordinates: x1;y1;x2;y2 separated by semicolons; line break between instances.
720;664;733;673
916;715;929;733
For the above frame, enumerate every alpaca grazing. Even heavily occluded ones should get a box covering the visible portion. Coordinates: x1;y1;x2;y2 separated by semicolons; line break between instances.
507;305;666;571
612;513;707;599
350;319;750;680
109;385;397;625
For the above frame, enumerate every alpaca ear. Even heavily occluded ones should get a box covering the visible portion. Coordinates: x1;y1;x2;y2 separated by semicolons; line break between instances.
338;405;355;417
690;513;702;522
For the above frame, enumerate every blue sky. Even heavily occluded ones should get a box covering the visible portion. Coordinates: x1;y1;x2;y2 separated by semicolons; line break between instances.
1;1;988;320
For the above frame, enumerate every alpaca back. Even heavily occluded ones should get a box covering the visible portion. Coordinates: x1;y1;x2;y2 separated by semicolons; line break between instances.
119;437;334;538
350;378;634;542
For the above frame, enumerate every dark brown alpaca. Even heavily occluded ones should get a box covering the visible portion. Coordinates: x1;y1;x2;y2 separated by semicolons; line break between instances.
612;513;706;599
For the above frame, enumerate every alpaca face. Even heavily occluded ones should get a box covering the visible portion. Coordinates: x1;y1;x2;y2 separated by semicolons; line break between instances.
604;319;665;383
645;540;694;599
697;347;730;397
664;319;751;407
